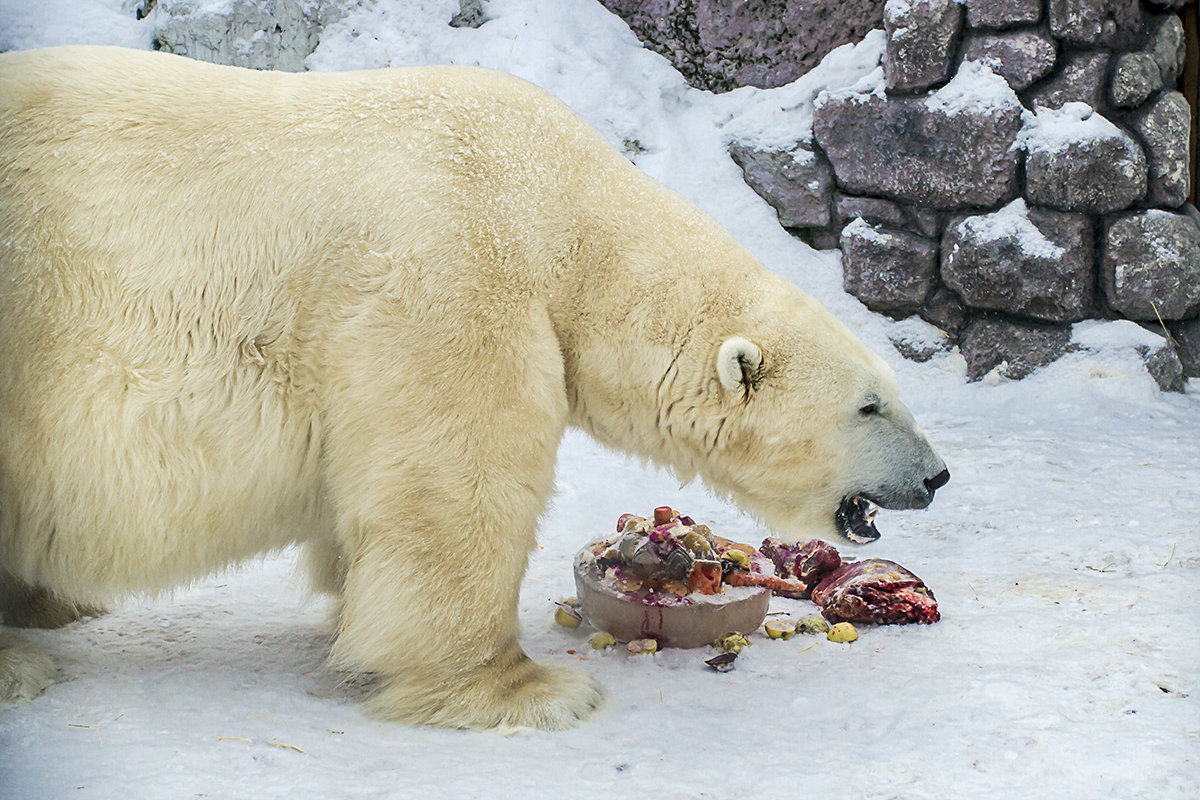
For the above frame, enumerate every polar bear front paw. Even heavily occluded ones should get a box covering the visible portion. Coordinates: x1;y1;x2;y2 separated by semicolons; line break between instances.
370;658;605;732
0;633;57;702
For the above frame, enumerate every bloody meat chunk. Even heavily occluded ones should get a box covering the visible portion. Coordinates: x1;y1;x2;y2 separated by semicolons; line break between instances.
809;559;940;624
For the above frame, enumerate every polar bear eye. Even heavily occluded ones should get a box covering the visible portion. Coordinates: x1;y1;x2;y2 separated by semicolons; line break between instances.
859;403;879;417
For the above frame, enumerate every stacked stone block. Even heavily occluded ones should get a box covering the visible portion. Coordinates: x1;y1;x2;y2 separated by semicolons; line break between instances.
731;0;1198;388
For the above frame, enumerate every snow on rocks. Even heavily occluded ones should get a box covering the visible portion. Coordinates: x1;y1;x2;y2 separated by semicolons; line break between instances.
813;63;1022;208
1021;102;1147;214
942;199;1094;322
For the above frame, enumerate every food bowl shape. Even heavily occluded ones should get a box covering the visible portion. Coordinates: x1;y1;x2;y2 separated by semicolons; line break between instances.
573;546;770;649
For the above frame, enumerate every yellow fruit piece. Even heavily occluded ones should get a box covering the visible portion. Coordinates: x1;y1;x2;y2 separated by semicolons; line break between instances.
764;620;796;640
797;615;831;635
590;632;616;650
715;632;751;653
827;622;859;643
554;605;582;628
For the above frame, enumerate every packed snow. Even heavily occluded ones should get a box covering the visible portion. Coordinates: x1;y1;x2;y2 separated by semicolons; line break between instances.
948;198;1067;260
1;1;1197;798
1019;101;1136;153
924;60;1020;117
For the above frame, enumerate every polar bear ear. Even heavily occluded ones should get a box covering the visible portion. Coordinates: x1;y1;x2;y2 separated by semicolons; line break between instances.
717;337;763;392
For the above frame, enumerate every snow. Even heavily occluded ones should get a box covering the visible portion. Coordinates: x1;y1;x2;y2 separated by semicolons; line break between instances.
1019;101;1131;153
1;1;1198;799
950;198;1066;260
844;216;897;245
924;60;1021;117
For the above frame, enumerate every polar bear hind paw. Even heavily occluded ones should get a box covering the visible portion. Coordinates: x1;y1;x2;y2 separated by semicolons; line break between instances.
0;633;57;702
370;660;605;732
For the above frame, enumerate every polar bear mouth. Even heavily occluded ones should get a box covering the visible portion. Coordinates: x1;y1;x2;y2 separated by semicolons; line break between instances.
836;496;881;543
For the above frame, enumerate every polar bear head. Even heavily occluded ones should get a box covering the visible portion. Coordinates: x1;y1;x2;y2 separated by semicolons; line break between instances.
681;282;949;544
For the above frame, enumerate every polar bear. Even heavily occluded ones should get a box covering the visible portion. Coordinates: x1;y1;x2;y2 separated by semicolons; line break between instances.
0;46;948;729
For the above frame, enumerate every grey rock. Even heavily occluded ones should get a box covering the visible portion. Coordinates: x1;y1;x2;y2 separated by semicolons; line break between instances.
964;0;1042;28
1140;338;1186;391
450;0;489;28
1130;91;1192;208
1109;15;1187;108
961;29;1057;91
1110;52;1163;109
834;194;941;238
813;71;1023;209
959;316;1072;380
1168;318;1200;377
1103;211;1200;321
920;285;969;336
884;0;965;92
599;0;888;92
1048;0;1143;47
889;328;954;362
152;0;341;71
841;220;938;315
1023;105;1147;214
1026;50;1109;110
942;201;1094;322
729;142;832;229
1148;13;1187;86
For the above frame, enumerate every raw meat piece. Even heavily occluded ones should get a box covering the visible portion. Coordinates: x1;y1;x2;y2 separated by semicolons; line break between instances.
810;559;940;624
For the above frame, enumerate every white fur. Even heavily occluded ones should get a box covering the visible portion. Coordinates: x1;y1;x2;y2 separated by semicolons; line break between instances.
0;47;944;727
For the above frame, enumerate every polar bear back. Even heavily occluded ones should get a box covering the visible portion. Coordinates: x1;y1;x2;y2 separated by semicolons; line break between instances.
0;48;618;599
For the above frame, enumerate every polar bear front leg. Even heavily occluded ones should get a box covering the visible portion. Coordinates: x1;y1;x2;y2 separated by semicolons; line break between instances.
329;458;604;731
0;632;57;702
321;307;603;730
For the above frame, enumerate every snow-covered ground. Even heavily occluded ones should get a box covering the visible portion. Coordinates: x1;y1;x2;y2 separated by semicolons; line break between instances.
1;1;1197;798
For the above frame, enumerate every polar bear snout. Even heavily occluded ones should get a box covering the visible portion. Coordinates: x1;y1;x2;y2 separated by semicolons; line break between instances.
924;468;950;498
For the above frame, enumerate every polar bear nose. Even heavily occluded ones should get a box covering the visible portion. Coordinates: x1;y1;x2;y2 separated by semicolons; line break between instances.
924;468;950;497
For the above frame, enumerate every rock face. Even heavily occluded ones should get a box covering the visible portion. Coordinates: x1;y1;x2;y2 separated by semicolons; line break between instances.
1022;104;1147;214
729;143;832;229
841;220;938;314
959;317;1073;380
1129;91;1192;208
883;0;964;91
942;200;1094;322
598;0;887;92
713;2;1196;388
1102;211;1200;321
964;0;1043;28
1026;50;1109;110
152;0;338;71
961;29;1057;90
1048;0;1143;46
1169;319;1200;377
814;64;1022;209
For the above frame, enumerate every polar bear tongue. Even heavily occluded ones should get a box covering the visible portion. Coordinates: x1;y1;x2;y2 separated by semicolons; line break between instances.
836;497;881;543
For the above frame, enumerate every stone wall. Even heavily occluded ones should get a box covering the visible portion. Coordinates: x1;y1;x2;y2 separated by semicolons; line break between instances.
598;0;888;92
728;0;1198;389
